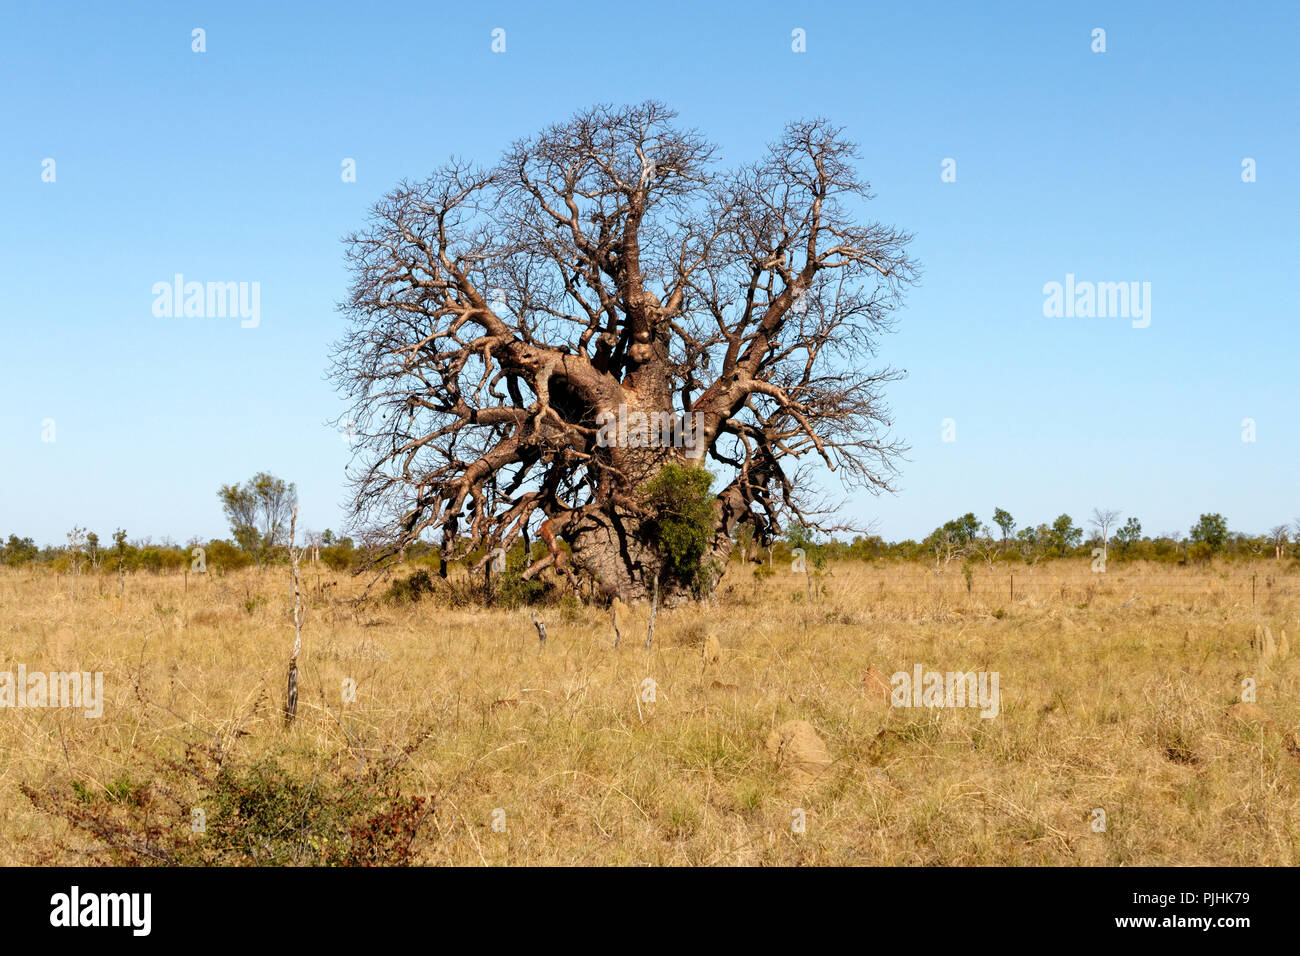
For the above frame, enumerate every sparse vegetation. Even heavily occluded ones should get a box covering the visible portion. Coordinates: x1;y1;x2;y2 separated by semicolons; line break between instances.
23;744;428;866
383;569;437;604
4;555;1298;865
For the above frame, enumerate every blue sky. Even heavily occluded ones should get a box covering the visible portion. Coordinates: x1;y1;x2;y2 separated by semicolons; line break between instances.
2;1;1296;546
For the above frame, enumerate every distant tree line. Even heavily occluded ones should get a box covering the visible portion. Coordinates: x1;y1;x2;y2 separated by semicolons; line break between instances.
760;509;1294;569
0;530;368;575
3;486;1297;575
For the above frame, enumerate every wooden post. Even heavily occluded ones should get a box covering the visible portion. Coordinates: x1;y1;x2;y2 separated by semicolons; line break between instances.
645;573;658;650
284;507;303;727
1010;573;1014;603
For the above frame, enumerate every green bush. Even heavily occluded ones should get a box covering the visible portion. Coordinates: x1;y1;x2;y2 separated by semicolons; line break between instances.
204;539;254;572
24;747;428;867
494;551;551;608
321;544;357;571
2;535;39;566
637;462;718;594
195;757;425;866
384;569;436;603
137;547;187;574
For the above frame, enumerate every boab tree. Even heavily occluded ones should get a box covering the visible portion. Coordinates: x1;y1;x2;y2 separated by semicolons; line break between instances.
331;102;916;604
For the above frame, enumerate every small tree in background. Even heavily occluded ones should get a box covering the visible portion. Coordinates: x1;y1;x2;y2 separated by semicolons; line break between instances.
65;526;85;599
732;522;757;564
783;521;828;602
783;521;819;557
1267;525;1288;561
218;472;298;569
1050;514;1082;556
302;529;323;565
112;529;128;596
971;523;1004;569
1015;524;1050;565
1089;508;1122;562
218;482;261;557
1114;516;1142;553
2;535;38;566
925;514;978;571
946;513;982;543
992;507;1015;543
1189;513;1228;553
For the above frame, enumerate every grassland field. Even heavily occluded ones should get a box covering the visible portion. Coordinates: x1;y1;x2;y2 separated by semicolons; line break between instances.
2;558;1297;865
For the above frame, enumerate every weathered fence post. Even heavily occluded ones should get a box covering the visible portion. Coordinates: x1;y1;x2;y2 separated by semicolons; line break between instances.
284;507;303;727
645;573;658;650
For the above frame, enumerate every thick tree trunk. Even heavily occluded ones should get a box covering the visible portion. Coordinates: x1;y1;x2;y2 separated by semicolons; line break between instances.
540;375;733;604
563;509;733;606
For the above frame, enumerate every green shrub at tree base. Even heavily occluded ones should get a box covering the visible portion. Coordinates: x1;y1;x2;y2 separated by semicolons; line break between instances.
637;463;718;596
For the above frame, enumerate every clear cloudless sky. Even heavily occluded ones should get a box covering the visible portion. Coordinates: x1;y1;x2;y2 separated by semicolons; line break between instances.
2;0;1297;546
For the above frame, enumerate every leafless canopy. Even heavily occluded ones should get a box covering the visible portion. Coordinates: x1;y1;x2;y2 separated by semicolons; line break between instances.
331;102;917;593
1089;508;1122;545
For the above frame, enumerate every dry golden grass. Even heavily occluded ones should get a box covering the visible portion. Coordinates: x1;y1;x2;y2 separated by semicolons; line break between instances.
2;558;1298;865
